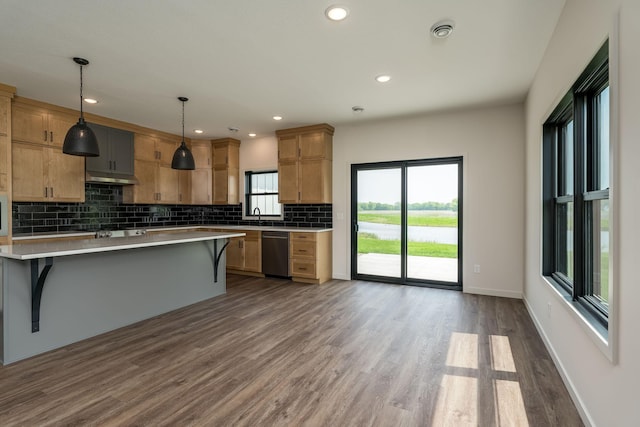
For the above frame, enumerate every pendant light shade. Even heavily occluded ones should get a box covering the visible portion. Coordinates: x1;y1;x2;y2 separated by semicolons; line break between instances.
63;57;99;157
171;96;195;170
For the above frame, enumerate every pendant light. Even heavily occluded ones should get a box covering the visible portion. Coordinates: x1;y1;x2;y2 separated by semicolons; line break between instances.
63;57;100;157
171;96;195;170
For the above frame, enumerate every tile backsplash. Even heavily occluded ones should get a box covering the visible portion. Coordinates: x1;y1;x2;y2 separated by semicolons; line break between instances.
12;184;332;235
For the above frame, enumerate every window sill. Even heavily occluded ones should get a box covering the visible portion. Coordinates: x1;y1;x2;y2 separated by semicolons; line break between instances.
542;275;615;363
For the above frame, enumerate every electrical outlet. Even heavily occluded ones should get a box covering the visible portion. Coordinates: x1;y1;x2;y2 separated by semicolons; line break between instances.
547;302;552;318
473;264;480;273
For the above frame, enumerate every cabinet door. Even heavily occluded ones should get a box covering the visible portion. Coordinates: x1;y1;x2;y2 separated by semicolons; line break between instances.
278;160;298;203
226;237;244;270
299;132;329;159
178;169;191;204
12;104;47;145
213;144;229;167
299;159;330;203
243;236;261;272
12;142;46;201
109;128;135;175
157;138;177;167
191;168;212;204
0;135;11;191
134;134;157;161
47;148;85;202
278;135;298;161
130;160;157;203
47;112;77;147
157;165;179;203
213;167;228;204
191;141;211;169
86;123;111;173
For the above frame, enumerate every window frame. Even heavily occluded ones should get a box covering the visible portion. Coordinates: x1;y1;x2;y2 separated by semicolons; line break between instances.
244;170;282;218
542;41;610;331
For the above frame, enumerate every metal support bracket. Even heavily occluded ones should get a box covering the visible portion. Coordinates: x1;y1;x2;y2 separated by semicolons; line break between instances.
213;239;230;283
31;257;54;333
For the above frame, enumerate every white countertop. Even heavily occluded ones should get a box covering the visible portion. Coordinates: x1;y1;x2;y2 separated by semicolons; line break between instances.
13;225;332;241
0;231;244;260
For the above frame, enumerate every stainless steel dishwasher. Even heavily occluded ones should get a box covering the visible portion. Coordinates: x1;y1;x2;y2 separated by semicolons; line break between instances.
262;231;290;277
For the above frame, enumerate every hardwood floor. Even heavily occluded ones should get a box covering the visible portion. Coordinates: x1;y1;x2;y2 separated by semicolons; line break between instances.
0;275;583;426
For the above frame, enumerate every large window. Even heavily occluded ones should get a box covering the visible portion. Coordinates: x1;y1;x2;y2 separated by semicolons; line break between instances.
543;41;610;331
245;171;282;217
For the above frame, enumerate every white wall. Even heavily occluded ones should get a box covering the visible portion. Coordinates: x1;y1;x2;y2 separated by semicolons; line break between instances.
524;0;639;425
332;104;526;298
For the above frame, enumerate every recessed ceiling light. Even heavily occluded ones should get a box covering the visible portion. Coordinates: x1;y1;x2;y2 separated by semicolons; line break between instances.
228;127;239;133
352;106;364;113
194;129;204;134
431;21;455;38
248;133;257;137
325;5;349;21
84;98;98;104
375;75;391;83
273;116;283;121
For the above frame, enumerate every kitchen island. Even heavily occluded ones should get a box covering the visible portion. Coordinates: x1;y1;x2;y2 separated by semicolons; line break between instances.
0;231;243;364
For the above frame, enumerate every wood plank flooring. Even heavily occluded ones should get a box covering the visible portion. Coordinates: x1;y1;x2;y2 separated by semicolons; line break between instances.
0;275;583;426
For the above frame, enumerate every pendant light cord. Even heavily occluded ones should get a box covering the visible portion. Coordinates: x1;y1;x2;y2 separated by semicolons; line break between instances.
182;100;185;141
79;64;84;118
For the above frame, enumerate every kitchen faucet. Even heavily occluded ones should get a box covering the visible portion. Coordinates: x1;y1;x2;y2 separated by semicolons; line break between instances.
253;207;261;224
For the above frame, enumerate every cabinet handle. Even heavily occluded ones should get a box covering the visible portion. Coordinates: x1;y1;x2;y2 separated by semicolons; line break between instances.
113;160;116;170
179;194;182;202
299;267;307;271
44;187;48;197
299;249;307;252
50;131;53;142
44;130;47;142
50;187;54;198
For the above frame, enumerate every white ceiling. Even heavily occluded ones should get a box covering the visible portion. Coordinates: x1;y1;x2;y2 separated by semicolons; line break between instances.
0;0;565;140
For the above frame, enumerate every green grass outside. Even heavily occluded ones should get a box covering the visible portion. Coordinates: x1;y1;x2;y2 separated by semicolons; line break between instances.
358;211;457;227
358;234;458;259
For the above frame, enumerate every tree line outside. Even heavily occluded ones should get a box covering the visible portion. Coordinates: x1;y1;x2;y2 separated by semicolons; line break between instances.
358;198;458;212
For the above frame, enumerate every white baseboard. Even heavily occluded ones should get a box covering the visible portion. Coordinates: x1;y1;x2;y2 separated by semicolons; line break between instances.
522;296;595;427
332;273;350;281
463;286;522;299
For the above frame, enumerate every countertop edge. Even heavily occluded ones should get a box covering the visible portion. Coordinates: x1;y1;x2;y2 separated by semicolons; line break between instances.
13;225;333;241
1;231;245;260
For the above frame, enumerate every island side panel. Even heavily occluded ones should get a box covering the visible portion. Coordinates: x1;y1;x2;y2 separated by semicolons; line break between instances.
2;239;226;364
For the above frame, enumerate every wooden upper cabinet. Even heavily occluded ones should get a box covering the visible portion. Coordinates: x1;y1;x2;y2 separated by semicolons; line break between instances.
12;142;84;202
12;102;76;147
276;123;334;204
124;133;184;204
211;138;240;205
191;140;212;169
277;135;298;161
134;134;157;161
157;138;177;167
178;169;191;204
190;140;212;205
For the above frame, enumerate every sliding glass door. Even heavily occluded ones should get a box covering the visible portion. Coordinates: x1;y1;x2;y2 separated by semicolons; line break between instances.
351;157;462;289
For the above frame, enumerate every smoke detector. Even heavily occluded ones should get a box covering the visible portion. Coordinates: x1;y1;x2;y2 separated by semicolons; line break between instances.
431;21;454;39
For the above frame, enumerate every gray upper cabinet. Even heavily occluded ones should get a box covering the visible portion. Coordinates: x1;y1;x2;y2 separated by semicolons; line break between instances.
87;123;134;176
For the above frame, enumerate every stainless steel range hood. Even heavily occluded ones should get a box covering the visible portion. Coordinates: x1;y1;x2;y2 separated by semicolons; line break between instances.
85;171;139;185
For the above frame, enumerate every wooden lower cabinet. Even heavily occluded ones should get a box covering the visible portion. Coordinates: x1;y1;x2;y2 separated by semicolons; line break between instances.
220;229;263;276
290;231;332;284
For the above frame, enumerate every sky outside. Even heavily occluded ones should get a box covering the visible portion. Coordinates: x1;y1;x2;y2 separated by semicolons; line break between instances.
357;164;458;204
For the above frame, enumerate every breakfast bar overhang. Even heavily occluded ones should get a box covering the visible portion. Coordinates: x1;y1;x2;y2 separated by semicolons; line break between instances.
0;231;244;364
